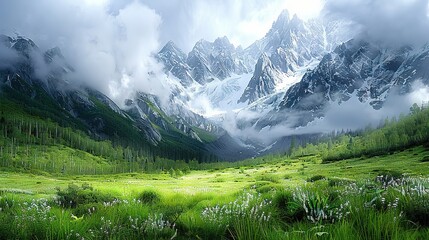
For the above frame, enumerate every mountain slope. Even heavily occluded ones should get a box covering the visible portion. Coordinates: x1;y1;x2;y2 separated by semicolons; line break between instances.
279;39;429;112
238;54;284;104
0;35;220;162
157;41;194;87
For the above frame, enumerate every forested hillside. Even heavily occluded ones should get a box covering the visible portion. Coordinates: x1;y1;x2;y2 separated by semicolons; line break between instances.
287;103;429;162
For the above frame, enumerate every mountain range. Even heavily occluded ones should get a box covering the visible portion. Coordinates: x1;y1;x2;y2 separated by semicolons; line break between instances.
1;10;428;161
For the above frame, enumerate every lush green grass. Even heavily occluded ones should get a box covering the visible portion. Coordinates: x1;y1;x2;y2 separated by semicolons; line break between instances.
1;146;429;239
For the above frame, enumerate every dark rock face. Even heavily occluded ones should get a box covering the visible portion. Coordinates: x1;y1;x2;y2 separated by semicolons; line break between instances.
0;35;162;145
238;11;340;104
186;37;251;84
157;41;194;86
157;36;252;86
279;39;429;112
238;54;281;104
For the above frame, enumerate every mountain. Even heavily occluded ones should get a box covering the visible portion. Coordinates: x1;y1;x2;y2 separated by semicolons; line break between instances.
5;8;427;161
236;11;350;105
151;10;354;154
238;54;284;104
125;91;222;143
187;36;252;84
156;41;194;87
0;34;222;161
279;39;429;112
157;36;253;86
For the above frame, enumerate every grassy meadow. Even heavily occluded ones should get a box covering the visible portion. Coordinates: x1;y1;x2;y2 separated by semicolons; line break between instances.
1;146;429;239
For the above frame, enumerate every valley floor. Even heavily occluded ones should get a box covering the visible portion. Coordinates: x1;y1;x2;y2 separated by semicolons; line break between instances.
1;146;429;239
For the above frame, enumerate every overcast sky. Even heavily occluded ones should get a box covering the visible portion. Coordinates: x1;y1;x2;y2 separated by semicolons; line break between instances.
0;0;324;104
0;0;428;107
0;0;324;53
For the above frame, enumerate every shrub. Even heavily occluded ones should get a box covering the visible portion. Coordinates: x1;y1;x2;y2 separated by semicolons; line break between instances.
273;190;305;222
328;178;354;187
399;178;429;226
255;184;282;194
56;183;115;208
74;202;103;216
307;175;326;182
256;174;280;183
138;190;161;205
421;155;429;162
402;196;429;226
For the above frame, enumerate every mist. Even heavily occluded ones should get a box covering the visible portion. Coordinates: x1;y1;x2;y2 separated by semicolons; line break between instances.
0;42;20;70
224;82;429;146
0;0;172;107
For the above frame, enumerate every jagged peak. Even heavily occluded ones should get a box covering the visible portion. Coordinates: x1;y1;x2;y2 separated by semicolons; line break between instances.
213;36;235;52
191;38;212;52
270;10;306;34
290;14;302;25
255;53;273;70
160;40;182;53
46;46;63;57
277;9;290;22
195;38;210;45
44;46;64;63
10;35;39;56
259;52;271;62
214;36;231;45
164;40;176;48
15;35;37;46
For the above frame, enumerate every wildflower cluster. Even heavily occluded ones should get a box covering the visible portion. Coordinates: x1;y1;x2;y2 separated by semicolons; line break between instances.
97;216;120;238
399;177;429;197
293;188;350;223
126;214;177;238
15;199;55;228
375;174;403;189
201;191;272;227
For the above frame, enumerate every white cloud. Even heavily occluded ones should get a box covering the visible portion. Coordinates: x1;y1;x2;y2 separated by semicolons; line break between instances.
223;82;429;146
0;0;171;107
138;0;323;51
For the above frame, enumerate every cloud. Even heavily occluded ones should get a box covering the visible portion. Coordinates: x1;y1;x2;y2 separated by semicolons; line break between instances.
0;0;171;107
323;0;429;46
224;82;429;146
0;43;20;70
109;0;323;52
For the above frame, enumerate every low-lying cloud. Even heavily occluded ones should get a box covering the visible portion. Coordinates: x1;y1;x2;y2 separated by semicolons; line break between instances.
0;0;172;107
225;82;429;146
0;43;20;70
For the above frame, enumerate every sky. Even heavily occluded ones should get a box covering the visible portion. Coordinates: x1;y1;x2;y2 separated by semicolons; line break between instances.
323;0;429;47
109;0;325;52
1;0;429;145
1;0;427;105
0;0;324;105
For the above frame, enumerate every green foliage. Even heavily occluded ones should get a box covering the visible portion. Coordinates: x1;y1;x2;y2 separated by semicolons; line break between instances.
328;178;355;187
421;155;429;162
137;190;161;205
321;104;429;162
307;175;326;182
56;183;115;208
3;173;429;239
256;174;280;183
273;190;306;223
